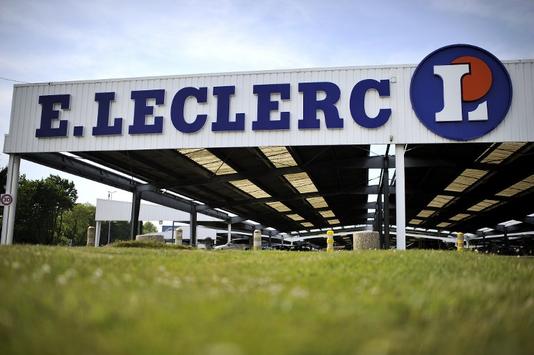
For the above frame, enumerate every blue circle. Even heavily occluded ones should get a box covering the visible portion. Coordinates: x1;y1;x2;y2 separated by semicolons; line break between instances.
410;44;512;141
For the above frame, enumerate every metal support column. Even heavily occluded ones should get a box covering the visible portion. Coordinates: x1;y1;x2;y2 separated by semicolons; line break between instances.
107;221;112;245
172;220;175;243
129;192;141;240
383;151;390;249
227;223;232;245
377;190;383;247
504;228;509;253
395;144;406;250
190;203;197;247
95;221;102;247
1;154;21;245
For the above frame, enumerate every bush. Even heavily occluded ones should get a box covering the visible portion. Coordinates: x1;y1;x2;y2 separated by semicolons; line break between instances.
108;240;191;250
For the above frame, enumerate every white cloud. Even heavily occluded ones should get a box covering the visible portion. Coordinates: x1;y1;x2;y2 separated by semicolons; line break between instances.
428;0;534;29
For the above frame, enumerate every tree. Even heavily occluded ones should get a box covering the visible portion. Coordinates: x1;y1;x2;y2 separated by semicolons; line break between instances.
0;167;6;193
60;203;96;246
143;221;158;233
15;175;77;244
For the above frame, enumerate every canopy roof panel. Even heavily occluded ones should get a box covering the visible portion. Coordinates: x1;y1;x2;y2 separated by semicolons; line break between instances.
22;142;533;235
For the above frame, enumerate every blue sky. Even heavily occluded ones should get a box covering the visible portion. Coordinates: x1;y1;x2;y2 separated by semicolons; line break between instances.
1;0;533;204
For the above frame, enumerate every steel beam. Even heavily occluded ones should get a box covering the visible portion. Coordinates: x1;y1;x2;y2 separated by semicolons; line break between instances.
212;185;388;209
404;157;493;170
295;225;371;238
425;162;533;230
384;147;391;249
168;155;395;189
167;155;500;191
129;192;141;240
22;153;233;223
22;153;138;192
230;216;247;224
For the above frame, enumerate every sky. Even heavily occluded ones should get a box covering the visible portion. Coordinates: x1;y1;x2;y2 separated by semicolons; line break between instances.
1;0;533;205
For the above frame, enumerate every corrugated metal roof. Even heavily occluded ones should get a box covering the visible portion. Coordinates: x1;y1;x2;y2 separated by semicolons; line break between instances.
178;148;236;175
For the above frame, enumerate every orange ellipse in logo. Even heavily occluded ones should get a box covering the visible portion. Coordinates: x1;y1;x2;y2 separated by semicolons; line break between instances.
451;55;493;102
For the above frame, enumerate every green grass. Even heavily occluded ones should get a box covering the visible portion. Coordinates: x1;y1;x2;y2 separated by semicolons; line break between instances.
0;246;533;355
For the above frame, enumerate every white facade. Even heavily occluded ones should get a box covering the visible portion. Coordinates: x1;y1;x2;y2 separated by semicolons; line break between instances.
4;60;534;154
95;199;222;222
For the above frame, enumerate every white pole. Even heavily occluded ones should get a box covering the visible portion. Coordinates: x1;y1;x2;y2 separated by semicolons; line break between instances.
95;221;102;247
1;154;21;245
106;191;115;245
0;156;13;245
227;223;232;244
395;144;406;250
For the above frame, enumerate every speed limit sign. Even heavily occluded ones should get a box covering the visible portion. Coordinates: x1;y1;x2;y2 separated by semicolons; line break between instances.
1;194;13;206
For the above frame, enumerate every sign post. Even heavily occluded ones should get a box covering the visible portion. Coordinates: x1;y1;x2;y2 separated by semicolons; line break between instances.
0;154;20;245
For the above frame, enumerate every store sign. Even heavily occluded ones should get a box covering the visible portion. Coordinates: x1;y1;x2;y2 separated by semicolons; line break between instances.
34;80;392;138
410;44;512;141
34;45;512;142
5;44;531;154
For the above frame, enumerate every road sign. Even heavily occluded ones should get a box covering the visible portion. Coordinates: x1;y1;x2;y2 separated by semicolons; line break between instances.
1;194;13;206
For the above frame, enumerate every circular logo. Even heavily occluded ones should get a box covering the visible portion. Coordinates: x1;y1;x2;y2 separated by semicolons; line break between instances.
410;44;512;141
1;194;13;206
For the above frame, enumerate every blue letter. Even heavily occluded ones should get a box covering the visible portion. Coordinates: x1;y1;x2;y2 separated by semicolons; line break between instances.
35;94;70;137
171;87;208;133
252;84;290;130
92;92;123;135
298;82;343;129
350;79;391;128
211;86;245;131
128;89;165;134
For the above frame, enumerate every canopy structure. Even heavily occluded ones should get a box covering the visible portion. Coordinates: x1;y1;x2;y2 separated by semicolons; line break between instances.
11;142;533;249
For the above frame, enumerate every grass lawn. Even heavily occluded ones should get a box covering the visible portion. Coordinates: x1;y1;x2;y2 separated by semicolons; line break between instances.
0;246;533;355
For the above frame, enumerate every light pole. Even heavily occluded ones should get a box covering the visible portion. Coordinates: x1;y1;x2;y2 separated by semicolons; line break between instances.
107;191;116;245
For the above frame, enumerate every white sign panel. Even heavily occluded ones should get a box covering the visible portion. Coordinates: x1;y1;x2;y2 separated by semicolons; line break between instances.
4;45;533;154
95;199;222;222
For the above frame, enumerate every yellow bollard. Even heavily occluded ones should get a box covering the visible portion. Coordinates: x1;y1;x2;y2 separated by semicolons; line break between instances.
456;232;464;252
326;230;334;253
